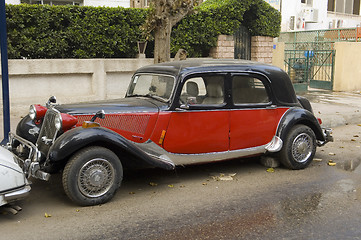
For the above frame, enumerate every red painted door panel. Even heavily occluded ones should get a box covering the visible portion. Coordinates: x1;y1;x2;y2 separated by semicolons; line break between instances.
164;111;229;154
229;107;289;150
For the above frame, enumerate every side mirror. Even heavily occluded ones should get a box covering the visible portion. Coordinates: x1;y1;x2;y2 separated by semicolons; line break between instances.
90;110;105;122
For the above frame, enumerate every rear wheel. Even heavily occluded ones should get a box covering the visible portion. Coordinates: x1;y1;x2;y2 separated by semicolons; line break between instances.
62;146;123;206
279;125;316;170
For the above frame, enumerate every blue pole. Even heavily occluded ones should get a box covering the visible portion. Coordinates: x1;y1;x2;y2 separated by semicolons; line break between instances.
0;0;10;145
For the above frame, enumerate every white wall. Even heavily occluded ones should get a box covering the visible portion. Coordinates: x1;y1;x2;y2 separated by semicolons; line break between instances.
280;0;303;32
0;59;153;116
83;0;129;7
5;0;130;7
5;0;21;4
280;0;361;32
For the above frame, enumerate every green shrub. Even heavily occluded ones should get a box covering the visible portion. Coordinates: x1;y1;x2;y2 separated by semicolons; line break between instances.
6;4;148;59
5;2;280;59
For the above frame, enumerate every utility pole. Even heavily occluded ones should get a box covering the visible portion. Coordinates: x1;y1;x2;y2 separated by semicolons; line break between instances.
0;0;10;144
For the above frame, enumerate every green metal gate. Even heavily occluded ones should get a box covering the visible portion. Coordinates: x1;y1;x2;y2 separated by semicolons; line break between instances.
284;49;335;90
280;28;361;91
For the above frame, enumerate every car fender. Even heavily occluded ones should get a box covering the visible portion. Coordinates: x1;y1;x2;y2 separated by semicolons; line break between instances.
47;127;175;170
16;115;39;144
276;108;325;142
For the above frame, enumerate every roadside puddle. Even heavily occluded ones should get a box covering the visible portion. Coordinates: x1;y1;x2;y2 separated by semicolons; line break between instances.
337;158;361;172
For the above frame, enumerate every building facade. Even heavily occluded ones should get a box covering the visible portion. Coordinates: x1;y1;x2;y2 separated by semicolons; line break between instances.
265;0;361;32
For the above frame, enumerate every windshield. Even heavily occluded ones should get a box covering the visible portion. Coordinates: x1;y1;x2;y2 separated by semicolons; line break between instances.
127;74;175;102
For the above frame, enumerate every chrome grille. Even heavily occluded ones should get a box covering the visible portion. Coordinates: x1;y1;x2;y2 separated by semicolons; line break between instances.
36;108;59;155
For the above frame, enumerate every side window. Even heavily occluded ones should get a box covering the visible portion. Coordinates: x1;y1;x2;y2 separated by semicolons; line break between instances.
181;75;225;105
232;76;270;104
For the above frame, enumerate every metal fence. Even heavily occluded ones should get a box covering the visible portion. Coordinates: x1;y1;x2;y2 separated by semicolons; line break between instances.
279;28;360;90
279;27;361;51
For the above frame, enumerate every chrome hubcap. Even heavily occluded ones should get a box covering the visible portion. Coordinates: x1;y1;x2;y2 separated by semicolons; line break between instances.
78;158;115;198
292;133;313;163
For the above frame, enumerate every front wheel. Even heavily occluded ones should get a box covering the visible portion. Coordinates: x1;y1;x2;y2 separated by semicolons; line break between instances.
62;146;123;206
279;125;316;170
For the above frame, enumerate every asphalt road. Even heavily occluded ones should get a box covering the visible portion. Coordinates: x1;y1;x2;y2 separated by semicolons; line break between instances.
1;124;361;240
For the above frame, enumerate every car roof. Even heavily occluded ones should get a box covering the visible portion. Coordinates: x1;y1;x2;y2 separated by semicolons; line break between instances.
135;59;273;76
135;59;299;105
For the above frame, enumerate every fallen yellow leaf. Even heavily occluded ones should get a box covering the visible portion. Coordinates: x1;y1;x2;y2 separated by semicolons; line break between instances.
149;182;158;187
328;160;336;166
266;168;275;173
313;158;323;162
168;184;174;188
44;213;51;218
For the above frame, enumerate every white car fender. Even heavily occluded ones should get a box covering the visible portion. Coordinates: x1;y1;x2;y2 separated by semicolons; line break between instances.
0;146;30;206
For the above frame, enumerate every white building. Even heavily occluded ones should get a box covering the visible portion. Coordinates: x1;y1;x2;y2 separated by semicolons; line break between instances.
264;0;361;31
5;0;131;7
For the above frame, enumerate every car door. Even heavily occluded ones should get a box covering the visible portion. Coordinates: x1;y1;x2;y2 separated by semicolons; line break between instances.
163;74;230;154
229;74;288;150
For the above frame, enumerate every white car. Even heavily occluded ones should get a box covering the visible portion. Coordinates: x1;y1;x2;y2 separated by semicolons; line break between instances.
0;146;30;207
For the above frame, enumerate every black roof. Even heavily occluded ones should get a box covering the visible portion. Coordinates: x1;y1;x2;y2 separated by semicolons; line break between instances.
134;59;298;105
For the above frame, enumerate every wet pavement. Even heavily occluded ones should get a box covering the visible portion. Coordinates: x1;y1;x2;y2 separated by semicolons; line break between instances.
301;89;361;128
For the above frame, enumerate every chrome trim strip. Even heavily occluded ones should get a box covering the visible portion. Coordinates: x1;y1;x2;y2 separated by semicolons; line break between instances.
274;107;294;137
134;140;273;166
265;136;283;152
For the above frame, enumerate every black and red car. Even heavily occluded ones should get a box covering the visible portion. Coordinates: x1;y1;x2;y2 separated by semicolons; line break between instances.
8;59;332;206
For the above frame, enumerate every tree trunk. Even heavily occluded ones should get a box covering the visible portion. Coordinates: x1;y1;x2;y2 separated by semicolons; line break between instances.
154;22;172;63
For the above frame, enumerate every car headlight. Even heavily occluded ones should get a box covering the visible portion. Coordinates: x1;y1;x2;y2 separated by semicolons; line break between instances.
54;113;63;131
29;105;37;120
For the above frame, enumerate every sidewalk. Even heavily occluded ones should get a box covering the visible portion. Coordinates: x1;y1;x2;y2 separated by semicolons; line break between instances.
301;89;361;128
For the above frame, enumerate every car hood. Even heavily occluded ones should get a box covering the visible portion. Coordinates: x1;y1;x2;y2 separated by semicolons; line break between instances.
55;97;161;115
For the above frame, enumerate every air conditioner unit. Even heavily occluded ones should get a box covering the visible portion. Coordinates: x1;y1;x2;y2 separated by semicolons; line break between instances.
289;16;295;31
302;7;318;23
288;16;305;31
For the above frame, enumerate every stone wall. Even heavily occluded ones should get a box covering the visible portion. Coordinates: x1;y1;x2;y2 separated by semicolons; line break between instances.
210;35;274;63
251;36;274;64
209;35;235;59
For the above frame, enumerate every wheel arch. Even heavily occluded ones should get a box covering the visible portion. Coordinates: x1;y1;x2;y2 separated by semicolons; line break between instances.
277;108;325;142
46;127;174;171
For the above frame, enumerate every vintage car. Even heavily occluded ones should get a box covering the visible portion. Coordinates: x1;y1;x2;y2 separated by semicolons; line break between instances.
0;146;31;207
7;59;332;206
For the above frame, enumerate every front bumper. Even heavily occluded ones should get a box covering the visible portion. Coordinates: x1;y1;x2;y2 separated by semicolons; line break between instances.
8;132;50;181
0;184;31;206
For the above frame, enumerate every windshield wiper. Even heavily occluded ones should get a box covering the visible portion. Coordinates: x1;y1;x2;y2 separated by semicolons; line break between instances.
127;93;167;102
